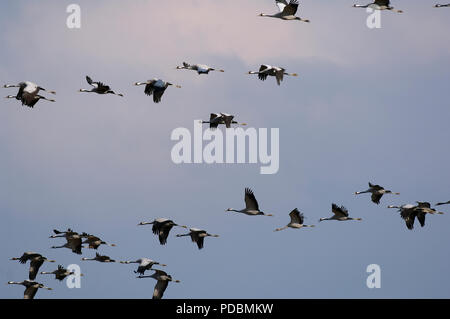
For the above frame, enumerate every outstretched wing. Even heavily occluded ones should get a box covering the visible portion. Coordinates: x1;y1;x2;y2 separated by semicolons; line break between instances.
29;259;44;280
374;0;390;7
282;0;299;16
371;192;383;205
276;0;289;12
24;286;39;300
191;232;205;249
86;76;94;86
153;280;169;299
19;252;41;264
244;188;260;211
369;182;383;191
158;224;174;245
152;88;165;103
275;68;285;86
221;114;235;128
144;82;155;96
258;65;271;81
209;113;221;129
332;204;349;217
416;211;426;227
289;208;303;224
400;209;416;230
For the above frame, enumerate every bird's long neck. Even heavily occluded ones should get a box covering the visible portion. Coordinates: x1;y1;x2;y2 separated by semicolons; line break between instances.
274;226;288;232
139;221;154;226
353;4;369;8
260;13;277;18
79;89;93;93
176;233;190;237
7;281;22;285
226;208;240;213
355;190;370;194
248;71;259;75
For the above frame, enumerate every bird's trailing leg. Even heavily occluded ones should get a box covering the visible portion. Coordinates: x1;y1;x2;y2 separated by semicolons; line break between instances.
38;87;56;95
37;95;56;103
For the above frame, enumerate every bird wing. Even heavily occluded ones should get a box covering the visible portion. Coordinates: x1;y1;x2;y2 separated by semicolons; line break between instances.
209;113;222;129
24;285;39;300
15;83;26;100
374;0;390;7
152;88;165;103
400;209;416;230
153;269;168;277
244;188;260;211
158;224;174;245
332;204;348;217
416;211;426;227
141;258;153;267
96;82;110;91
144;81;156;96
68;237;83;254
86;76;94;86
417;202;431;208
289;208;303;224
196;236;205;249
282;0;299;16
258;65;270;81
153;279;169;299
210;113;219;121
371;192;383;205
19;252;41;264
190;231;205;249
276;0;288;12
369;182;383;191
220;114;235;128
275;69;284;85
29;259;44;280
21;93;38;107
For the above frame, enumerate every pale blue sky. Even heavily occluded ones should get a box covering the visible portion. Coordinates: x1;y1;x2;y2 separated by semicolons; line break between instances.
1;0;450;299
